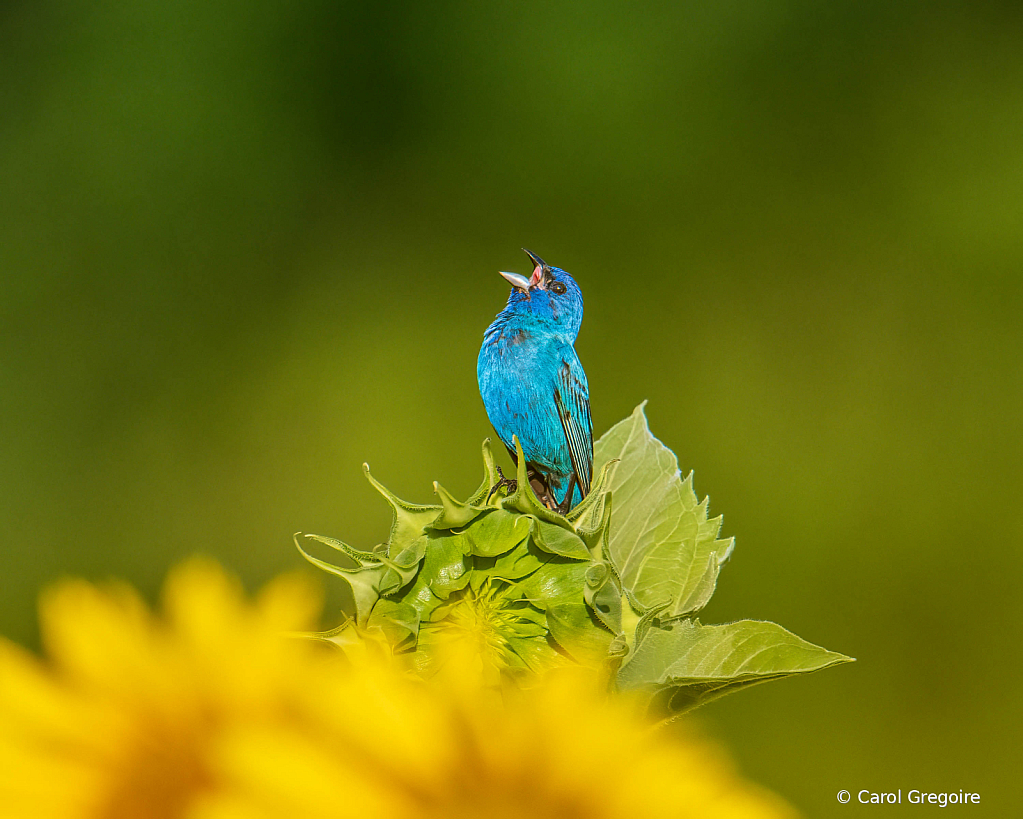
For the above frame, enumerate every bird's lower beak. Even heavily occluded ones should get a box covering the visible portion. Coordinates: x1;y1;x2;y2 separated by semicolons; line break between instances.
500;270;532;292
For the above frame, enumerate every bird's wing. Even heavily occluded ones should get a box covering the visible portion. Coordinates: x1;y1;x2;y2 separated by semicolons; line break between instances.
553;354;593;496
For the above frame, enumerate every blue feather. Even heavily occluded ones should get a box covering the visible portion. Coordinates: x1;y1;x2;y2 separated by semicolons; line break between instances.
477;251;592;511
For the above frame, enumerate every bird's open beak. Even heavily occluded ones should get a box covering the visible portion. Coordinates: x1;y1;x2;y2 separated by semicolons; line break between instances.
500;248;550;293
522;248;549;288
499;270;533;292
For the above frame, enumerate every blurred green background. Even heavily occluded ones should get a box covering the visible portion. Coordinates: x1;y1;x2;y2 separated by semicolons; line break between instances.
2;0;1021;815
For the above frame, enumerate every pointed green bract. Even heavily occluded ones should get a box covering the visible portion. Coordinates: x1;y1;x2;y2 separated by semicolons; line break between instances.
363;464;442;560
431;481;484;530
466;438;502;506
300;404;851;716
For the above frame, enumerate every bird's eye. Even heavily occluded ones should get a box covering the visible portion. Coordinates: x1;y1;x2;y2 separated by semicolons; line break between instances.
550;281;567;295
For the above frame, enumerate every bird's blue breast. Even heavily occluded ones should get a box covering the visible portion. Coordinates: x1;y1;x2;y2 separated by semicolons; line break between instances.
478;316;586;506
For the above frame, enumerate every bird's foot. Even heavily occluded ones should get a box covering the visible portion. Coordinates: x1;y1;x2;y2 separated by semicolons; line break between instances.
551;475;578;516
515;467;556;510
488;467;563;513
487;466;518;501
532;479;558;511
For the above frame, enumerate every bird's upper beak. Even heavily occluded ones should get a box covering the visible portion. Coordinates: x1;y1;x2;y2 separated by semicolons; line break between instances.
500;248;550;293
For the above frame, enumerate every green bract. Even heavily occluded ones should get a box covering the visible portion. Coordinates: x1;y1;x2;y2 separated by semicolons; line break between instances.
299;404;851;716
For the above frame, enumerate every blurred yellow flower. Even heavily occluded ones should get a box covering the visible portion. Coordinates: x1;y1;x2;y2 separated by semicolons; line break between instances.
0;559;797;819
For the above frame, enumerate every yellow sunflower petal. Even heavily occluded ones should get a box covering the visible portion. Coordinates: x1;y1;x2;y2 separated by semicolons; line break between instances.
0;559;797;819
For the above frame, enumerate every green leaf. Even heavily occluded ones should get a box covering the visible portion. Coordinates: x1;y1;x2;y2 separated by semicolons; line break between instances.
389;535;429;570
469;540;546;589
500;602;550;640
529;517;590;559
519;559;589;609
366;599;421;652
503;633;572;673
460;509;531;558
594;404;733;617
617;618;854;715
402;532;469;616
547;602;615;664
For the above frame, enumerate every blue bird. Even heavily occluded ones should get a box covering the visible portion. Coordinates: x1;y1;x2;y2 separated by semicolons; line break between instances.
478;249;592;514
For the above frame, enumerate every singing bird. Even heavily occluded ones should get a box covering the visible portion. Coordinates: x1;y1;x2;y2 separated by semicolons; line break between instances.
477;249;592;513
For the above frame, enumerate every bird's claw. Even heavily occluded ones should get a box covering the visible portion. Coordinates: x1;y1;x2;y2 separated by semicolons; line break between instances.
487;466;518;501
488;467;569;515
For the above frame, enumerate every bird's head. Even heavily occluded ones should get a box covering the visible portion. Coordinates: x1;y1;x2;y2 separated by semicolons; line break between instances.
498;249;584;339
